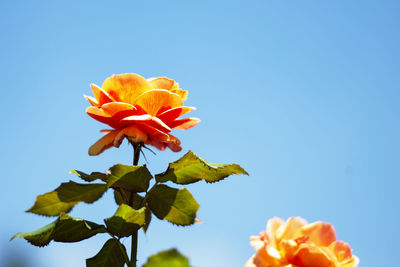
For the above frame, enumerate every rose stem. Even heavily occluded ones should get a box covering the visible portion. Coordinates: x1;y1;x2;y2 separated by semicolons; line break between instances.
130;142;141;267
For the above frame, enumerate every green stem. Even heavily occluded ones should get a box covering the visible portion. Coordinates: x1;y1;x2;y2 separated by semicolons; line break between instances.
129;142;142;267
130;233;138;267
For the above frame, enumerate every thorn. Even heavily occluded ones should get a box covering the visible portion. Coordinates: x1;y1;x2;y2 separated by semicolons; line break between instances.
194;217;205;224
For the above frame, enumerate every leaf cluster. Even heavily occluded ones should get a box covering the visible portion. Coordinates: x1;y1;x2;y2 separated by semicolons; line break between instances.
12;151;248;266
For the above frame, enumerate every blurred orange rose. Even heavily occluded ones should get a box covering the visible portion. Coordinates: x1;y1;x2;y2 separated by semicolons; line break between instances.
85;73;200;155
245;217;359;267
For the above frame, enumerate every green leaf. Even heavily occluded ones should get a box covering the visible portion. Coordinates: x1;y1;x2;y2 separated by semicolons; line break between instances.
53;213;106;242
27;181;108;216
11;221;56;247
107;164;152;193
143;205;152;233
114;190;124;205
113;189;135;205
86;238;128;267
147;184;199;226
11;213;106;247
70;169;108;182
104;204;145;237
130;193;146;209
113;192;151;232
143;249;191;267
155;150;249;185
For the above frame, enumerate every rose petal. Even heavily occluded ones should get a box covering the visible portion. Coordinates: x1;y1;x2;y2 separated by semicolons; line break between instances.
147;77;188;100
121;114;153;123
253;246;283;267
328;241;353;262
88;130;119;156
150;117;172;132
280;239;300;263
86;105;137;129
166;134;182;152
101;102;137;115
301;222;337;247
114;125;148;147
293;244;336;267
167;117;200;130
135;89;183;116
244;255;258;267
122;115;172;133
145;138;167;151
250;237;265;251
266;217;285;247
157;106;196;122
148;77;177;90
84;95;99;106
102;73;152;104
341;256;359;267
167;142;182;152
170;88;188;100
86;106;118;128
90;84;115;106
276;217;308;241
139;124;171;143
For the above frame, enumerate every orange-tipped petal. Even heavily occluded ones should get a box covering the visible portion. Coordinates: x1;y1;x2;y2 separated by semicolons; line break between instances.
90;84;115;106
89;130;119;156
341;256;359;267
102;73;152;105
84;95;99;106
122;115;172;133
157;106;196;122
87;103;138;128
293;244;335;267
277;217;308;241
167;142;182;152
244;255;258;267
145;138;167;151
86;107;124;129
266;217;285;247
121;114;152;123
148;77;178;90
139;124;170;143
86;106;116;127
250;236;265;251
86;106;109;118
170;88;188;100
135;89;183;116
114;125;148;147
167;117;200;130
328;241;353;262
101;102;137;115
150;117;172;132
301;222;337;247
165;134;182;152
280;239;301;263
253;246;283;267
148;77;188;100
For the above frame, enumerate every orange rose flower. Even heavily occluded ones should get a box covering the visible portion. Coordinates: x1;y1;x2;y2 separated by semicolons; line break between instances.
245;217;359;267
84;73;200;155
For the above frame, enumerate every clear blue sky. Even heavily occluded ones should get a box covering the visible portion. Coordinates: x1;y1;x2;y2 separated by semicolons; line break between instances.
1;1;399;266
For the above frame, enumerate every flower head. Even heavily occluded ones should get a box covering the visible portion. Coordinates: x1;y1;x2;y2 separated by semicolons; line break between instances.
85;73;200;155
245;217;359;267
